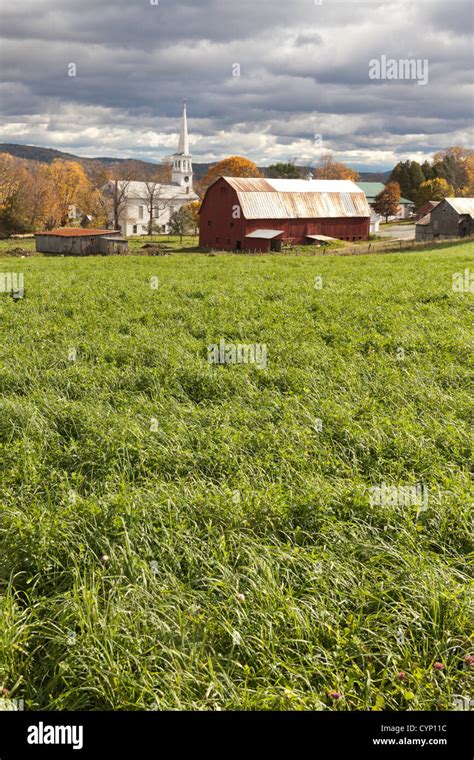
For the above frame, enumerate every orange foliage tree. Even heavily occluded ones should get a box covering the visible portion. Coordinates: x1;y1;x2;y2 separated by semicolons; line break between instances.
47;160;92;227
373;182;401;223
313;152;359;181
198;156;262;197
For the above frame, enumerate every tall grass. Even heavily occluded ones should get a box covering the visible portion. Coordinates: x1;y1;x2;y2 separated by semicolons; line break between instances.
0;244;472;710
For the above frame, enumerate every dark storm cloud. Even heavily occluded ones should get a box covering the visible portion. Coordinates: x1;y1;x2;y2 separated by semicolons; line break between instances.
0;0;472;169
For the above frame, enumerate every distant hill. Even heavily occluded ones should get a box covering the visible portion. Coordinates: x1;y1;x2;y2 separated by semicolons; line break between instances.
0;143;391;182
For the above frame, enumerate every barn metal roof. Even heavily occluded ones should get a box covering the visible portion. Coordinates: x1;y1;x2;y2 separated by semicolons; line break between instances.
306;234;336;241
222;177;370;220
35;228;118;237
245;229;284;239
444;198;474;217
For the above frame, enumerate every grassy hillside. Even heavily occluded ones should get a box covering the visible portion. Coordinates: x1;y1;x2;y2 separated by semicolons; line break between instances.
0;244;472;710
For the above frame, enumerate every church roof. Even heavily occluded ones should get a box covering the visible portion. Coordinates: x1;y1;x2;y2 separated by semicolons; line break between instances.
108;181;198;200
177;102;190;155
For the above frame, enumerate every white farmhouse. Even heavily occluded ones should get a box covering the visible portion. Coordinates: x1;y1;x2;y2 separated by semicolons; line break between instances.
105;103;199;236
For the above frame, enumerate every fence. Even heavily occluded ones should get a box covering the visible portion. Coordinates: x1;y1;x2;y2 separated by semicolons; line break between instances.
321;234;474;257
223;234;473;257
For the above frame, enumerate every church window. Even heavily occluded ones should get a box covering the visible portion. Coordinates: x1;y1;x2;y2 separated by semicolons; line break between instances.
138;206;144;219
132;225;138;234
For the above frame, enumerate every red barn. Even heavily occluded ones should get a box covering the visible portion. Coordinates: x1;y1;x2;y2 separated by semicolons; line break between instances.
199;177;371;251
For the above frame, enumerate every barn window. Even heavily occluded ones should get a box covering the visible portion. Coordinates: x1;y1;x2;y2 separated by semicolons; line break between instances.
216;237;219;242
230;222;234;228
208;220;211;226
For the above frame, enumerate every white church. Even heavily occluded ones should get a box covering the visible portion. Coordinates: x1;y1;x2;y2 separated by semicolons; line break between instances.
106;103;199;236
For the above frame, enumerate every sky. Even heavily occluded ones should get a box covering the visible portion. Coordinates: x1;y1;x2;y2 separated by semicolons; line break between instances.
0;0;473;170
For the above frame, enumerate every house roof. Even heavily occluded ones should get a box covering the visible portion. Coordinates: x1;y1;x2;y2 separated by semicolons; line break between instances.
356;181;413;205
220;177;370;219
35;228;117;237
356;182;386;200
444;197;474;217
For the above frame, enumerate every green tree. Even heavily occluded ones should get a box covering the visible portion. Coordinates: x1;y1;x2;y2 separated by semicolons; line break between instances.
389;160;424;200
169;204;195;243
421;160;434;181
408;162;424;196
266;162;303;179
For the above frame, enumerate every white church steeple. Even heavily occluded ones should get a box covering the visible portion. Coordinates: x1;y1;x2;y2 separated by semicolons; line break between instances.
172;101;193;191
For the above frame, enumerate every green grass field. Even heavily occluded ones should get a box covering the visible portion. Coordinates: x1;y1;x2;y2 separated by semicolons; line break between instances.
0;243;472;711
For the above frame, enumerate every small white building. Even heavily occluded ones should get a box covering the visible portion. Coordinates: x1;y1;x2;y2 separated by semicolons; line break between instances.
105;103;199;236
370;208;380;234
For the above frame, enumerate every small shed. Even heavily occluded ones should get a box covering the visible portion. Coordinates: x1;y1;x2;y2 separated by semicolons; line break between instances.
35;228;126;255
244;229;284;251
98;236;129;255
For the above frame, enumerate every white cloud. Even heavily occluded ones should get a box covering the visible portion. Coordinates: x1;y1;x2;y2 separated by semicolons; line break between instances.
0;0;472;169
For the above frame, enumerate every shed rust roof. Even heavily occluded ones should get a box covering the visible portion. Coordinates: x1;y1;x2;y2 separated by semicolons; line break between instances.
219;177;370;219
35;228;117;237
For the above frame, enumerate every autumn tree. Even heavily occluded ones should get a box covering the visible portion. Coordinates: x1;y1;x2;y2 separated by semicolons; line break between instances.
415;178;453;208
373;182;401;223
198;156;262;197
431;147;472;195
169;204;195;243
0;154;30;235
463;154;474;197
24;161;56;230
313;152;358;181
266;162;303;179
187;200;201;234
48;160;92;227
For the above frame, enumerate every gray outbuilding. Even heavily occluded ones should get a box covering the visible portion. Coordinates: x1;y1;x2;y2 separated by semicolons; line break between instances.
35;228;127;255
415;198;474;242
